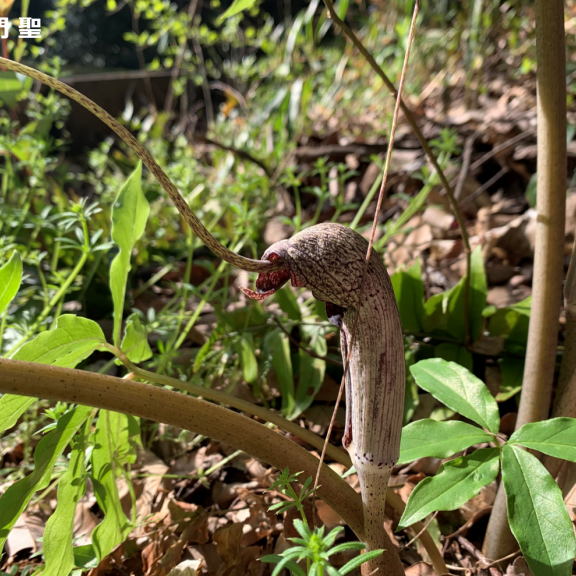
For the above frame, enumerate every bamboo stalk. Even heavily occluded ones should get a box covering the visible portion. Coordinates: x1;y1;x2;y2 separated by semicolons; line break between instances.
483;0;567;559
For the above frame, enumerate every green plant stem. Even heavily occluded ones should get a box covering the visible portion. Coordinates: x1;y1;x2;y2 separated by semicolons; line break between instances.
0;57;281;275
483;0;567;560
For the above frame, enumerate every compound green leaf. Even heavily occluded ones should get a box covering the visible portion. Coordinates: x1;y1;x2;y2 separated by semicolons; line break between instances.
398;447;500;529
12;314;106;368
42;424;89;576
509;418;576;462
502;444;575;576
0;250;22;316
398;420;493;465
121;313;152;363
410;359;500;433
110;162;149;346
0;405;91;550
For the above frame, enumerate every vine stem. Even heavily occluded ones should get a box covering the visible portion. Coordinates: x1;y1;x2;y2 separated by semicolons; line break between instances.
0;57;282;274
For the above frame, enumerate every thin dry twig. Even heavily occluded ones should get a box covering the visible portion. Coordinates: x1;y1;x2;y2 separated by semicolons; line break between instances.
401;511;439;550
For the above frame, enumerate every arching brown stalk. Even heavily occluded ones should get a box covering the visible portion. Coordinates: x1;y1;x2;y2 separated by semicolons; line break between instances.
0;57;281;274
243;223;406;576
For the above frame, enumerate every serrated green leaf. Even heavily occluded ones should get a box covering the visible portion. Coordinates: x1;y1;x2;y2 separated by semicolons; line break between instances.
91;411;134;561
0;395;36;435
42;424;89;576
410;359;500;433
509;418;576;462
110;162;149;346
502;444;575;576
236;333;258;384
0;251;22;316
398;420;493;465
12;315;106;367
121;313;152;363
398;447;500;529
274;286;301;321
391;259;425;333
0;405;91;550
265;329;294;416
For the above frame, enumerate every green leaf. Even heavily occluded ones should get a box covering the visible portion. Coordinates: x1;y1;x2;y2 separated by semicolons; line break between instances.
391;259;425;332
398;447;500;529
265;329;294;416
339;550;383;575
496;357;524;402
398;420;493;465
434;343;473;372
0;251;22;316
72;545;99;570
110;162;149;346
121;313;152;363
509;418;576;462
488;297;531;354
236;333;258;384
410;359;500;433
91;411;133;561
0;405;91;550
274;286;301;322
502;444;575;576
217;0;257;22
42;425;89;576
293;337;326;418
12;315;106;368
0;71;31;108
469;246;488;342
0;395;35;435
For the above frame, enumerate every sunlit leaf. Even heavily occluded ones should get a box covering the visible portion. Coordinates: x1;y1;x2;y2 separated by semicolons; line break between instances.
410;359;500;433
398;448;500;529
91;411;134;561
399;419;493;465
12;314;106;367
217;0;258;22
121;313;152;363
0;405;91;551
110;162;149;346
502;444;575;576
42;423;89;576
0;250;22;316
236;333;258;384
0;395;35;435
509;418;576;462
